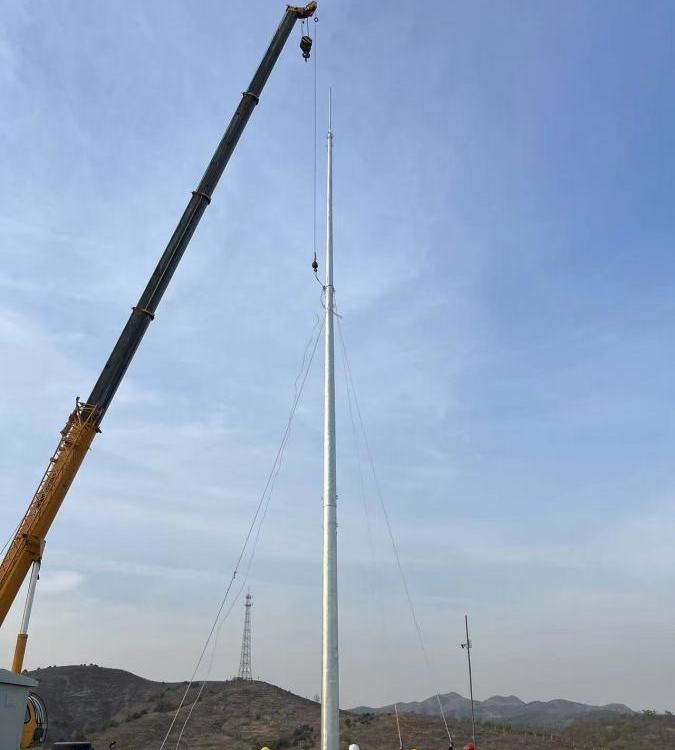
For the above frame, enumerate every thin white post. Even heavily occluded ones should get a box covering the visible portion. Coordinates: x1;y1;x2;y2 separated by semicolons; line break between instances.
11;559;40;672
19;561;40;636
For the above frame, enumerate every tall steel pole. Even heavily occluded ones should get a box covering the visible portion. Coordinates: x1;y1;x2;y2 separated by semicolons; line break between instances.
461;615;477;749
321;89;339;750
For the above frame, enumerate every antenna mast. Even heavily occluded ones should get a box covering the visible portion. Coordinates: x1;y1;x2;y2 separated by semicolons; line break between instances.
461;614;477;749
238;592;253;680
321;87;340;750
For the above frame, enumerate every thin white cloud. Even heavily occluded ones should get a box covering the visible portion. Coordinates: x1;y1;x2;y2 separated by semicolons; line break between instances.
39;570;84;595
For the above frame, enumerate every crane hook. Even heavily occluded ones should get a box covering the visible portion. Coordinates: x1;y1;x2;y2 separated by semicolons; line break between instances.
300;34;313;61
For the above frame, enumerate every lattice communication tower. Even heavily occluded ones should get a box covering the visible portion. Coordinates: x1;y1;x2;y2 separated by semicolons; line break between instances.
237;592;253;680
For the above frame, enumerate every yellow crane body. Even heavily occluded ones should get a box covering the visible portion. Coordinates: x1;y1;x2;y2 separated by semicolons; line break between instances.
0;401;98;627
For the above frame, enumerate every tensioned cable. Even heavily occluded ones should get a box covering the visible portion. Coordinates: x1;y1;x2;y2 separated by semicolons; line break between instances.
337;302;376;585
312;17;318;262
394;703;404;750
173;617;222;748
0;453;59;558
171;319;322;749
173;32;321;743
159;315;324;749
341;360;405;748
336;317;454;743
301;15;318;264
0;519;23;559
337;303;405;747
172;453;284;750
165;316;323;748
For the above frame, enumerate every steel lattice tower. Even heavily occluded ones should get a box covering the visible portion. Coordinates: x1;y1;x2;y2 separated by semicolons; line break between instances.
237;592;253;680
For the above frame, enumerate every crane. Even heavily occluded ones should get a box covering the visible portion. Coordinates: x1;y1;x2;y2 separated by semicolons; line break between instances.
0;3;317;726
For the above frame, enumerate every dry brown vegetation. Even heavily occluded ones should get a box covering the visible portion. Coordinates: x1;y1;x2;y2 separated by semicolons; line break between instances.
29;666;675;750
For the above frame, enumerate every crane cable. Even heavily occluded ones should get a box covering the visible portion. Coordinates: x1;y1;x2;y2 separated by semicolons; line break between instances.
337;298;404;748
158;314;324;749
298;12;324;287
172;315;324;749
395;702;404;750
297;13;318;269
0;519;22;559
167;26;324;746
336;317;454;745
162;27;323;747
166;315;324;749
312;15;318;270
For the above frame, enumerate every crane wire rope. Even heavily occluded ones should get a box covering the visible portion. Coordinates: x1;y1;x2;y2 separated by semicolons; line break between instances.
165;314;324;749
173;453;285;750
337;297;405;748
395;702;404;750
171;313;323;748
174;517;268;750
0;444;63;557
336;317;454;744
309;14;323;291
312;16;318;265
297;14;317;265
159;314;324;749
163;30;322;744
342;366;404;747
172;29;323;745
0;519;23;559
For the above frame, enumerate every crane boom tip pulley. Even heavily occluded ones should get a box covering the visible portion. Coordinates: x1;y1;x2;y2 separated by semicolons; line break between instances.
289;2;318;19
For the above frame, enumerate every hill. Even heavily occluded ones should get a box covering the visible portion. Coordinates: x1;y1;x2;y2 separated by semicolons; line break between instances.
352;692;635;729
27;664;179;740
27;666;674;750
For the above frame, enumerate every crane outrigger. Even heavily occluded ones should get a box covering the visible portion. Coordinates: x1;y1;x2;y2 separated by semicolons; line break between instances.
0;4;317;747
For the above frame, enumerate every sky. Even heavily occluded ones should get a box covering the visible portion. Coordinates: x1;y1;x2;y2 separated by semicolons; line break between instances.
1;0;674;716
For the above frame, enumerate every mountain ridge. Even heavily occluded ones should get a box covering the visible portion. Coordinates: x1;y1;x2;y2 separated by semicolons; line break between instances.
351;690;634;729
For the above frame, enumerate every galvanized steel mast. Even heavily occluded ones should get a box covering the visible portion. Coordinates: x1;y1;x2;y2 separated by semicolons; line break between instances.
321;89;340;750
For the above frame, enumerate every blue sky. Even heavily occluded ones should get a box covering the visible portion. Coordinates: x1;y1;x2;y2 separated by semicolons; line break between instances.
1;0;674;714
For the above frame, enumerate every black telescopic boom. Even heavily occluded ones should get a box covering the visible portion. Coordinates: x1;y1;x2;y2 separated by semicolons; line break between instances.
85;2;317;424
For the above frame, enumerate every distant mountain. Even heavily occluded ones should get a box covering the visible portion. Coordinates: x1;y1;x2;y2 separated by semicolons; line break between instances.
351;690;635;729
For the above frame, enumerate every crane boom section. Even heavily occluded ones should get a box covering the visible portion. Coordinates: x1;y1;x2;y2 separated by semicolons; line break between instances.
0;402;98;624
86;2;316;423
0;1;317;631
